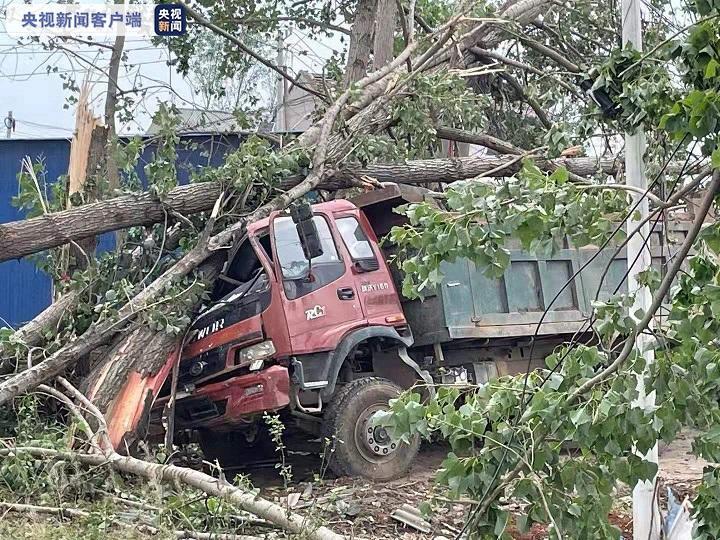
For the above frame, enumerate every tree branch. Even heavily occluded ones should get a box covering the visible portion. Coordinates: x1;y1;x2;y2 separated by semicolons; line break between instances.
181;2;327;101
435;125;523;154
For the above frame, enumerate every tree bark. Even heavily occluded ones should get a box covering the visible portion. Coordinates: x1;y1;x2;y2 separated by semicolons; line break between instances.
373;0;396;68
0;182;223;263
0;291;78;374
435;126;523;154
344;0;377;87
69;125;108;271
323;155;622;188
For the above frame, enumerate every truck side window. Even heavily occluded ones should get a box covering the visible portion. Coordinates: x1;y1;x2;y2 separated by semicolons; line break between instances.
336;216;376;261
274;215;344;300
337;216;379;273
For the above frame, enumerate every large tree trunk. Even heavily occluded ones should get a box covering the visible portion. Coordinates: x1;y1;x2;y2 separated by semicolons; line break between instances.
83;253;222;448
317;155;621;187
373;0;396;68
0;154;623;264
104;35;125;194
0;182;223;263
83;325;181;448
343;0;377;87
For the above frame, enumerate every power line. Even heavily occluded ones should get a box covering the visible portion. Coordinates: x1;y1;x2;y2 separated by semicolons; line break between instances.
0;44;160;55
0;59;168;79
13;118;74;133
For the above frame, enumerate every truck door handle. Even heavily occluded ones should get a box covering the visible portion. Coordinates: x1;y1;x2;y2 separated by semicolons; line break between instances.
337;287;355;300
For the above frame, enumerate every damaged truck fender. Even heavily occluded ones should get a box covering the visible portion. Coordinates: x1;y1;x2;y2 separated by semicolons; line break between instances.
292;326;414;400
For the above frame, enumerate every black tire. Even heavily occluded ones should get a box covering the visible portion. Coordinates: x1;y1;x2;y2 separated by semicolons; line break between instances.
321;377;419;481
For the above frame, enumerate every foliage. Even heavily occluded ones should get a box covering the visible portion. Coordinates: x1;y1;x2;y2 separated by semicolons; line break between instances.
389;161;627;298
694;467;720;539
390;73;488;158
0;399;260;539
144;104;181;196
12;160;67;218
264;412;293;487
379;235;720;536
200;135;311;216
377;338;659;537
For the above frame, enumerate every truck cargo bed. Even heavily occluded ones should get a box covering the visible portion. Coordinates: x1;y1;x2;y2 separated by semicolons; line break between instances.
353;184;688;347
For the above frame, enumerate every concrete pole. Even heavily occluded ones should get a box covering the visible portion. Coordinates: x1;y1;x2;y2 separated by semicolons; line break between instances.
622;1;660;538
5;111;12;139
275;35;286;133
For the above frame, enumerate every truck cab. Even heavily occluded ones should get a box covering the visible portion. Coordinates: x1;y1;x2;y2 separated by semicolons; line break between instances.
130;184;682;481
150;198;418;480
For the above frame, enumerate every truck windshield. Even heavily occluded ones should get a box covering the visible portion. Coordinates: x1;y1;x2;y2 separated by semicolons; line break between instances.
273;215;344;299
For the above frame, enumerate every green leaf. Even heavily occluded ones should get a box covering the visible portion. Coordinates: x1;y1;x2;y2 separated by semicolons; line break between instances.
705;59;720;79
712;147;720;169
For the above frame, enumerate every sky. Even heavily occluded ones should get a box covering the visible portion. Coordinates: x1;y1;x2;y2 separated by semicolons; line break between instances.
0;0;344;139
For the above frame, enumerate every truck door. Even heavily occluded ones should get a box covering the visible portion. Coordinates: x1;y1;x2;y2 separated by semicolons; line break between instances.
335;214;403;325
271;213;365;354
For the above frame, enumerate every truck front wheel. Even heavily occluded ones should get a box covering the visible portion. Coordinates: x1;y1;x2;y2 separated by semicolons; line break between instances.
321;377;419;481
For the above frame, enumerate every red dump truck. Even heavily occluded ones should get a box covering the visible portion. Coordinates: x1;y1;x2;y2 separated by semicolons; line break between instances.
105;183;682;480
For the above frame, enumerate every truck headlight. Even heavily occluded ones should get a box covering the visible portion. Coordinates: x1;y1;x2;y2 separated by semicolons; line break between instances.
238;340;275;368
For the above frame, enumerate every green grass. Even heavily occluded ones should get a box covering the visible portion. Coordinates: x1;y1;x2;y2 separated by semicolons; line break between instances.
0;516;168;540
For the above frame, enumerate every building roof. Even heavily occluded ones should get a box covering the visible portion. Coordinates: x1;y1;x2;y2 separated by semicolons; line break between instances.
145;108;251;136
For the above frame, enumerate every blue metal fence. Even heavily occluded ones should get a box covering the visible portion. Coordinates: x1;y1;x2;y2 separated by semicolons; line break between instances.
0;134;242;328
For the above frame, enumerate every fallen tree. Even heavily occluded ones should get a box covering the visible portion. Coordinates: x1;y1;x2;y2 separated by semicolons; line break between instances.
3;0;714;536
0;152;623;264
0;377;345;540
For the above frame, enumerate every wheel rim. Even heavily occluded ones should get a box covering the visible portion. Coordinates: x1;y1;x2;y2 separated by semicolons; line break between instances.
353;404;400;464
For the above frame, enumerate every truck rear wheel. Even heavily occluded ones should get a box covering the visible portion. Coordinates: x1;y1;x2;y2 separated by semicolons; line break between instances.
321;377;419;481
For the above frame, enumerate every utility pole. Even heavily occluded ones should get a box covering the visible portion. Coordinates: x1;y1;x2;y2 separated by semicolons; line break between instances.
5;111;13;139
622;1;660;539
275;33;287;133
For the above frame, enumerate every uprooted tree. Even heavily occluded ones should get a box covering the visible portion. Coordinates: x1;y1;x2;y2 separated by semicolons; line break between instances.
2;0;720;537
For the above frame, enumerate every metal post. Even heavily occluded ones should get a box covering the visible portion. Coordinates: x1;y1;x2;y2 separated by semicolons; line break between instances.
5;111;12;139
622;0;660;538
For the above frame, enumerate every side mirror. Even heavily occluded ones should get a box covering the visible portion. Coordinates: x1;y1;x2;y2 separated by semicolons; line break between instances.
290;201;323;260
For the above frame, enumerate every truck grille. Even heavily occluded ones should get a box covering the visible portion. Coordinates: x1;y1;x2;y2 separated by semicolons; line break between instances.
179;348;226;385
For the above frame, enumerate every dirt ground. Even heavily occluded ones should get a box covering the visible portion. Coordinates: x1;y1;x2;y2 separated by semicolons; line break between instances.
0;433;707;539
243;431;709;539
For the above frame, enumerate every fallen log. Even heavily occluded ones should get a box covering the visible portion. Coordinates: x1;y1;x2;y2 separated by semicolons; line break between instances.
0;182;223;264
0;443;343;540
1;291;77;373
328;154;622;187
0;154;622;264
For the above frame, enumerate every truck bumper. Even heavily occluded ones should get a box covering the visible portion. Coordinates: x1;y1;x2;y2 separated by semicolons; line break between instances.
168;365;290;430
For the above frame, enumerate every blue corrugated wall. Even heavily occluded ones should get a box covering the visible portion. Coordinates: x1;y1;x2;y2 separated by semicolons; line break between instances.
0;134;242;328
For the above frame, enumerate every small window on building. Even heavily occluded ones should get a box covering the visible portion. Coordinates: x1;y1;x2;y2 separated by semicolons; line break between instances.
273;215;345;299
337;216;378;271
